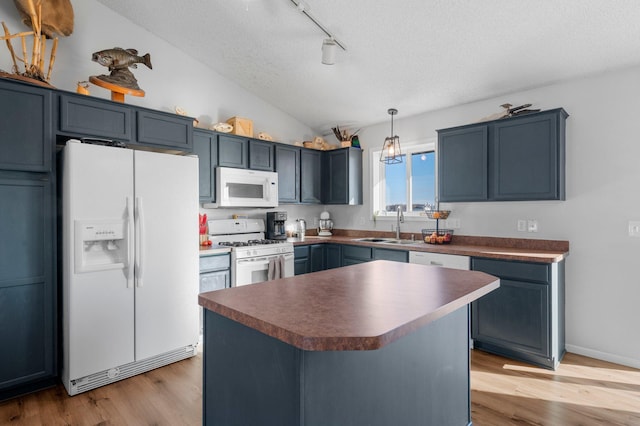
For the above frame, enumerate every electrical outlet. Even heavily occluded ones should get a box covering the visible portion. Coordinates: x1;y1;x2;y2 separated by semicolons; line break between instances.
313;217;319;227
517;220;527;232
527;220;538;233
629;221;640;237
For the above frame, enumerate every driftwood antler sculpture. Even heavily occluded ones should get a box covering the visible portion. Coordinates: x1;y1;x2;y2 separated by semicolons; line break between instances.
1;0;73;83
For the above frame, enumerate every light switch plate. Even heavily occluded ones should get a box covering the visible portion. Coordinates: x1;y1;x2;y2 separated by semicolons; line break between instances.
527;220;538;232
629;221;640;237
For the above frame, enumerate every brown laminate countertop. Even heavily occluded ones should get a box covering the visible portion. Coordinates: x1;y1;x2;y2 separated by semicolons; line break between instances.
198;260;499;351
292;233;569;263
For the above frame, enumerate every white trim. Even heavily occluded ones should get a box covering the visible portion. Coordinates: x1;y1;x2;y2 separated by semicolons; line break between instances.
370;138;437;217
565;344;640;369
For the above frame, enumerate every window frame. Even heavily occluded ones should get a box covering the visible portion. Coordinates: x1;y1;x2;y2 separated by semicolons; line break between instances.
371;138;437;220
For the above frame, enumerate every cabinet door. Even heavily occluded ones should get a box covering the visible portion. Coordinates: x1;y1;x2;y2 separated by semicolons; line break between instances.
294;246;309;275
300;149;322;204
471;258;552;363
325;244;342;269
472;278;550;358
58;94;132;141
0;176;56;394
492;112;561;200
275;145;300;203
218;134;248;168
323;148;362;205
136;110;193;152
193;130;217;203
309;244;325;272
373;248;408;262
248;140;274;171
437;126;488;201
0;81;51;172
323;149;348;204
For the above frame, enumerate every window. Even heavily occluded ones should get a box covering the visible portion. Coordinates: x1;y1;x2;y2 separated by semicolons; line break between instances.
372;140;436;218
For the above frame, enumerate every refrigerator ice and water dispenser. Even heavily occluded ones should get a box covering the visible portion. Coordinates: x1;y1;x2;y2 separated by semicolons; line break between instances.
74;219;128;273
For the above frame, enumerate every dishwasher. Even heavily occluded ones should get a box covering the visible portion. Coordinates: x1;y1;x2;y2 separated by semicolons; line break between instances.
409;251;470;270
409;251;473;347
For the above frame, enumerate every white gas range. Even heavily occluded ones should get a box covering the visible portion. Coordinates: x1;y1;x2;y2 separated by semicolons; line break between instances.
208;219;294;286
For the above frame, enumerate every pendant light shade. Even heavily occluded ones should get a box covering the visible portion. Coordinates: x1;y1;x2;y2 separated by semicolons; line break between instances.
380;108;402;164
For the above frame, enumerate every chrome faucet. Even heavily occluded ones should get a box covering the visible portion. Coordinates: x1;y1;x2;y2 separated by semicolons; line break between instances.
396;206;404;239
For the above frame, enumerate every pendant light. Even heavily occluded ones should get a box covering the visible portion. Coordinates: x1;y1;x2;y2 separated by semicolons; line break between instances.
380;108;402;164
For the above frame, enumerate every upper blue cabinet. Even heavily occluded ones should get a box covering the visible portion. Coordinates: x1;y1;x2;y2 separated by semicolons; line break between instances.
0;80;52;172
438;108;568;202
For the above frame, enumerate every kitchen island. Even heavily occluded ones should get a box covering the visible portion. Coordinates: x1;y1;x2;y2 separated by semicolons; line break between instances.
198;260;499;425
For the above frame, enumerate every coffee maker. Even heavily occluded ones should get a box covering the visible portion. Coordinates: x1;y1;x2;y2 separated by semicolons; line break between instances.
266;211;287;240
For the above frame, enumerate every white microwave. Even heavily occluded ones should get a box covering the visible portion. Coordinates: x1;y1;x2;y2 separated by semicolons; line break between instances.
203;167;278;208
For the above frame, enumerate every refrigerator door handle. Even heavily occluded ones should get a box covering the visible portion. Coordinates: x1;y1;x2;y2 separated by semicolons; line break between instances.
135;197;145;287
126;197;134;288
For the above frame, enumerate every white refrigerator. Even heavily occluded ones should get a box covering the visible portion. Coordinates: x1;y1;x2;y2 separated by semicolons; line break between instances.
60;140;199;395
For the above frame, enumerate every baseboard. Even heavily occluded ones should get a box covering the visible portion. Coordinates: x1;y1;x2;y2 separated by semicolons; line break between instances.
565;344;640;369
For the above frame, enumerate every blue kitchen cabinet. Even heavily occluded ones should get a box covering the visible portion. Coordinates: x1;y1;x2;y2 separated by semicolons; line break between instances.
218;134;248;169
57;93;133;143
322;148;363;205
248;139;274;171
193;129;218;203
57;92;194;152
438;108;568;202
199;252;231;335
136;110;193;152
437;125;488;201
342;244;408;266
0;79;57;400
275;144;300;204
294;244;326;275
300;149;322;204
471;257;565;369
0;80;52;172
325;244;342;270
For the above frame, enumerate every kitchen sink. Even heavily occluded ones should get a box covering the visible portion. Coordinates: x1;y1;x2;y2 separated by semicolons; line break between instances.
352;237;419;245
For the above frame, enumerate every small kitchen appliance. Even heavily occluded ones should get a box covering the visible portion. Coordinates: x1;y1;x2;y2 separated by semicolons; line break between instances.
203;167;279;209
266;211;287;240
208;218;294;286
317;211;333;236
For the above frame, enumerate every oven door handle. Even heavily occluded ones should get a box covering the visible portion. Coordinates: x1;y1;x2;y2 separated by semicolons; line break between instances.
236;253;293;265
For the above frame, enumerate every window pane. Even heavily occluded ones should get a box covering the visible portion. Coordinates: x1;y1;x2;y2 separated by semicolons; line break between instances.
384;156;406;212
411;151;435;211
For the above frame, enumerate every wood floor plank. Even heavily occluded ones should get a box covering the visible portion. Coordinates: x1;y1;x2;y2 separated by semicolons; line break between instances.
1;348;638;425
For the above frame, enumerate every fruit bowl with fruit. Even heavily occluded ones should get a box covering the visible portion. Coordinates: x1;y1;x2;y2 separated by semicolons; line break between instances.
425;210;451;220
421;229;454;244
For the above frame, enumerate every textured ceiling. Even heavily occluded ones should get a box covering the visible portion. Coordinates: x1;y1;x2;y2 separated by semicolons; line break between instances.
96;0;640;133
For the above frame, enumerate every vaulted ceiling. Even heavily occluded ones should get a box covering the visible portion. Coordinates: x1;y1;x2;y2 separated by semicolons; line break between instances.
97;0;640;133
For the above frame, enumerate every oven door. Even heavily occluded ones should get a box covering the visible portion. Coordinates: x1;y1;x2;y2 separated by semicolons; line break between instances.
234;253;294;286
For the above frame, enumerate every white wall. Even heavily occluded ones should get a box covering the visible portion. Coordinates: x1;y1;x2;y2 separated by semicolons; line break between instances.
330;66;640;368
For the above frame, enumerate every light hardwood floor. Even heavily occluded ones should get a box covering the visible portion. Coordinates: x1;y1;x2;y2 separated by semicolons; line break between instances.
1;349;638;425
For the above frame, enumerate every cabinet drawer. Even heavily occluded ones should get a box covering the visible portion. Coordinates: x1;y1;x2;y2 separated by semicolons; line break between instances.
373;248;408;263
200;254;230;272
136;110;192;151
200;270;230;293
294;246;309;258
472;258;549;283
342;245;372;261
59;94;132;141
